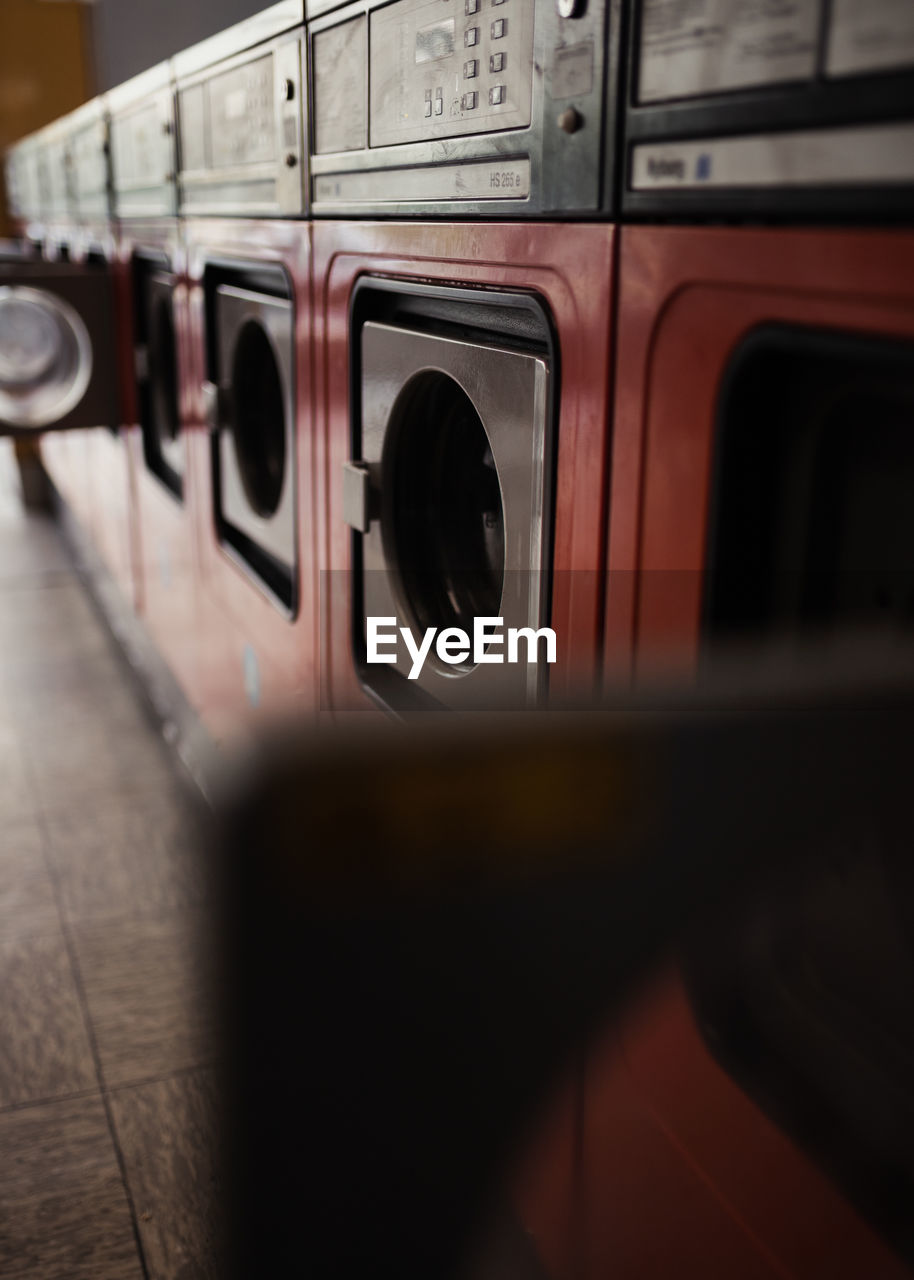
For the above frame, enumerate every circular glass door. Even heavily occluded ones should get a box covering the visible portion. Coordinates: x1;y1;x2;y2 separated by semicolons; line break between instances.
0;285;92;428
382;370;505;665
229;318;287;519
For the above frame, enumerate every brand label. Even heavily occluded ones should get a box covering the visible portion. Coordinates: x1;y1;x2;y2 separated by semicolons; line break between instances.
314;157;531;205
631;122;914;190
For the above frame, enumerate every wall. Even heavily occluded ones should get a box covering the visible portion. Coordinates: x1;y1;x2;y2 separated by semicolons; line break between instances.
0;0;93;233
90;0;271;91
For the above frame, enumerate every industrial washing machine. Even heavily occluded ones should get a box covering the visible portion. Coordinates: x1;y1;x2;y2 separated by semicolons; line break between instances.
586;6;914;1271
105;61;195;679
308;0;623;719
595;222;914;1279
177;1;314;740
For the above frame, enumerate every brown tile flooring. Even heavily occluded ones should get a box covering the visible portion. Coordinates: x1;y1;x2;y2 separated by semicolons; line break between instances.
0;448;218;1280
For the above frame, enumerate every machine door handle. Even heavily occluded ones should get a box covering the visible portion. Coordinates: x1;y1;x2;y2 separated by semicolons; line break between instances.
202;379;231;430
342;460;372;533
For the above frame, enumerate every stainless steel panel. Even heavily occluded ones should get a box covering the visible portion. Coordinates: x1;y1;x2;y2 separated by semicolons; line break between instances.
827;0;914;78
314;156;530;204
110;83;176;219
309;0;611;217
368;0;534;147
70;109;111;221
313;16;368;154
358;321;549;710
637;0;821;105
215;285;297;579
210;54;277;167
177;30;305;217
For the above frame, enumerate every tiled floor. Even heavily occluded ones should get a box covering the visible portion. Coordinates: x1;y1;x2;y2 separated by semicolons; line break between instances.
0;445;218;1280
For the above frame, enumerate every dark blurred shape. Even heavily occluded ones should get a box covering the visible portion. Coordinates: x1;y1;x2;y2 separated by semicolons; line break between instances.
220;643;914;1278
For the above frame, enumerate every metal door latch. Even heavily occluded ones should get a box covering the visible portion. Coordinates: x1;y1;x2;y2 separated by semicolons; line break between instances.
342;460;372;533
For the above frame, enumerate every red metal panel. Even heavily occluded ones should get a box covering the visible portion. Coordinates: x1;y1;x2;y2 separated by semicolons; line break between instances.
182;218;316;734
115;220;199;694
594;226;914;1277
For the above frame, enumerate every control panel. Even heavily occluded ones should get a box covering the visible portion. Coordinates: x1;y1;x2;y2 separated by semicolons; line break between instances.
111;96;175;217
626;0;914;215
309;0;616;217
177;32;304;216
35;127;71;219
69;112;110;221
369;0;535;148
209;55;277;168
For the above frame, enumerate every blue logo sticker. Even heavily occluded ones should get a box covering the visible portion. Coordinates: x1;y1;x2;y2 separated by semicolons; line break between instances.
696;153;712;181
243;644;261;708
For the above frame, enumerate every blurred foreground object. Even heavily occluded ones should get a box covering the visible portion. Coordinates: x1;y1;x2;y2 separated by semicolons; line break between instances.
221;642;914;1278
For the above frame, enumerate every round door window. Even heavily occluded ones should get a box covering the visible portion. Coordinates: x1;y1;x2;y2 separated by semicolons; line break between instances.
0;285;92;428
229;318;287;518
382;369;505;661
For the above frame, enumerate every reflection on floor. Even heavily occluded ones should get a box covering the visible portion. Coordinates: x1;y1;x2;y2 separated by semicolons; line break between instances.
0;443;218;1280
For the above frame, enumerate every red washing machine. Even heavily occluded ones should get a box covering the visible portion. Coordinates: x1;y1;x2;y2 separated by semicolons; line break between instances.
176;2;314;745
307;0;619;721
108;63;199;694
588;3;914;1271
599;228;914;1277
308;0;620;1270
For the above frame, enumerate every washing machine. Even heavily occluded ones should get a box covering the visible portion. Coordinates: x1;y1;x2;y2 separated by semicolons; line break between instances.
595;223;914;1277
308;0;623;721
177;1;314;739
108;62;200;688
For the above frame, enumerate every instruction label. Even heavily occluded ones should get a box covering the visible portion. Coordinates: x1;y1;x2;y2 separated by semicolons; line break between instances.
827;0;914;78
638;0;821;104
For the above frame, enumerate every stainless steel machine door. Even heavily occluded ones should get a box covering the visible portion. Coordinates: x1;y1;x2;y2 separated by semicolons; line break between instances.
0;262;116;435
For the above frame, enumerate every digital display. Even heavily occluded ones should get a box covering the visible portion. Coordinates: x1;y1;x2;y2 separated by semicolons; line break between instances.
415;18;455;64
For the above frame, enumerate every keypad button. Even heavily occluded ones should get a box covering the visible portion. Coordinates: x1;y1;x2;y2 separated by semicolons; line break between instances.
492;18;506;38
466;0;479;11
465;27;479;46
490;52;506;72
462;91;478;109
424;100;433;117
464;59;478;78
489;84;505;105
434;95;443;115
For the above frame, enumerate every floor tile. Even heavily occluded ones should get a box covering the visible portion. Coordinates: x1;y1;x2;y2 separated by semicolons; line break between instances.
0;732;39;823
0;817;59;938
111;1068;222;1280
72;906;218;1087
0;930;97;1108
44;796;211;925
0;1094;144;1279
